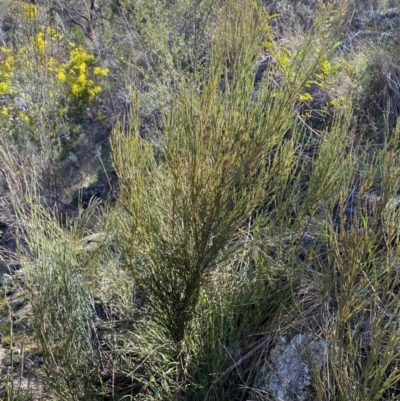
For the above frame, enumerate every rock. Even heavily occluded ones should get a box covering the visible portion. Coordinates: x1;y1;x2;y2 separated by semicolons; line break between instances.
0;18;11;46
254;54;270;86
351;8;400;31
251;333;327;401
380;196;400;236
13;268;24;279
13;96;29;111
79;232;107;252
71;169;119;208
72;182;107;208
341;29;394;52
0;93;30;112
332;189;379;230
0;273;11;286
385;196;400;212
340;8;400;51
331;189;400;232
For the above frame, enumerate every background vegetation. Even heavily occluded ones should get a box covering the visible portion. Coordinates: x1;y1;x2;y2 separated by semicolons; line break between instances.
1;0;400;400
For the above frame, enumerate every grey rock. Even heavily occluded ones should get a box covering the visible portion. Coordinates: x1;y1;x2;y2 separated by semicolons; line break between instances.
332;190;400;234
0;94;12;104
351;8;400;31
351;16;364;30
14;268;24;278
332;190;379;230
13;96;29;111
340;30;393;52
0;94;30;112
0;18;11;46
255;54;270;85
0;18;11;33
385;196;400;212
79;232;107;252
342;8;399;51
381;196;400;235
71;169;119;208
0;273;11;286
251;333;327;401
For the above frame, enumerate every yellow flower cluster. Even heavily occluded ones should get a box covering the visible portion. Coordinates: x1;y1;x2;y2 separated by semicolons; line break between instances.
30;27;62;58
22;3;38;20
57;44;109;101
32;32;45;56
263;9;344;107
0;47;14;95
0;20;108;118
46;26;63;41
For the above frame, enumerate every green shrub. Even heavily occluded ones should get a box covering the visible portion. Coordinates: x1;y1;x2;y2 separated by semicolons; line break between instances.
4;1;400;401
111;0;349;391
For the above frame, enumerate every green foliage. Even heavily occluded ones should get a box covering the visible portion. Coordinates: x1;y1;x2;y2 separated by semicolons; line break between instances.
111;0;350;391
3;0;400;401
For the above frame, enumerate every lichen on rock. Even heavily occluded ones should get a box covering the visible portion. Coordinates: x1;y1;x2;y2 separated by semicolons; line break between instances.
251;333;327;401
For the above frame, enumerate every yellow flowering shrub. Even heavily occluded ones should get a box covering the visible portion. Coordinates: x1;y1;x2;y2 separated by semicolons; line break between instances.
0;47;14;95
12;29;107;110
57;44;109;104
21;3;38;20
28;26;63;61
0;7;109;132
45;26;63;41
32;32;46;56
